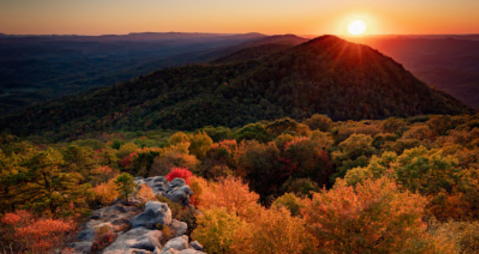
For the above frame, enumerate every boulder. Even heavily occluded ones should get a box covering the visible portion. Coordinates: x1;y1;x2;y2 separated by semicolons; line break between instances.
137;176;169;196
161;235;189;253
159;249;179;254
165;178;193;206
72;204;141;253
130;201;172;229
169;219;188;237
103;227;162;254
76;228;95;242
178;249;206;254
189;241;203;251
89;204;141;229
69;241;93;253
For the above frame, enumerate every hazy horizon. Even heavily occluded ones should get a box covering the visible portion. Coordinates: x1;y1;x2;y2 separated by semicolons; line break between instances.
2;31;479;37
1;0;479;36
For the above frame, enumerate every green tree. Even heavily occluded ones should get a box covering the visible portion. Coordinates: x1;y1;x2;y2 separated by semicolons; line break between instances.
331;133;377;180
1;148;90;216
115;173;137;204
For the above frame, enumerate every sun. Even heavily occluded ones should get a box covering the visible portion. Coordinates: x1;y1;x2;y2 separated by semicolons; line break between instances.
348;20;367;35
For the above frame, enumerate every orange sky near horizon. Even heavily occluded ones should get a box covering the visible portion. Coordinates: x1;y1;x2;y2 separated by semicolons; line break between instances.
1;0;479;36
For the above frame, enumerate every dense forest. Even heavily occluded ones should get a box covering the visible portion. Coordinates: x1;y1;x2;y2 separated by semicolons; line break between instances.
0;32;268;113
0;36;471;140
2;113;479;253
353;35;479;108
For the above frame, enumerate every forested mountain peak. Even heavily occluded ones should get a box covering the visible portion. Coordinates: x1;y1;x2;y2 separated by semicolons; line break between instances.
0;36;471;140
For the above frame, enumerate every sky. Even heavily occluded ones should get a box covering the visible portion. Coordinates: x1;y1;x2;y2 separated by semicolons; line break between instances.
1;0;479;36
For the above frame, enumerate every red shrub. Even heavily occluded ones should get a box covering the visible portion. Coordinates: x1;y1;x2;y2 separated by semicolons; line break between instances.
119;152;137;168
1;210;75;253
166;168;193;185
91;225;117;252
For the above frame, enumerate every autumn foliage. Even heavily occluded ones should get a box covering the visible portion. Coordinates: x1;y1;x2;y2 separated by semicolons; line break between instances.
93;178;120;204
135;184;156;202
302;177;427;253
196;176;260;220
166;167;193;185
0;210;75;254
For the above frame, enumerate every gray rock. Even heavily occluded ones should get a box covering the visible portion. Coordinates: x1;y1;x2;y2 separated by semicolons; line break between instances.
90;204;141;227
165;179;193;206
189;241;203;251
103;227;162;254
76;228;95;242
161;235;189;253
160;250;180;254
178;249;206;254
129;230;163;251
130;201;172;229
169;219;187;237
68;241;93;253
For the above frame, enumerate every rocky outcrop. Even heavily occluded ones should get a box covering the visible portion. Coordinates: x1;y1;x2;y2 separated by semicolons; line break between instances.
130;201;172;229
169;219;188;237
135;176;169;195
103;227;162;253
69;204;142;253
157;236;206;254
161;236;189;253
69;176;202;254
135;177;193;207
189;241;203;251
164;178;193;207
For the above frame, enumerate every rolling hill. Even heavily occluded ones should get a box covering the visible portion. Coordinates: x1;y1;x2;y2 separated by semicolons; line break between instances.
0;32;267;113
351;35;479;108
0;35;471;140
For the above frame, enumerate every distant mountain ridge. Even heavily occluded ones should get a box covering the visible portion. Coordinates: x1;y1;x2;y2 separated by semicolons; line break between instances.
351;35;479;108
0;35;471;140
0;32;267;42
0;32;270;113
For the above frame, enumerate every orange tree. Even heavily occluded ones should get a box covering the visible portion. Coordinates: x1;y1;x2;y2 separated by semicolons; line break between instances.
302;177;428;253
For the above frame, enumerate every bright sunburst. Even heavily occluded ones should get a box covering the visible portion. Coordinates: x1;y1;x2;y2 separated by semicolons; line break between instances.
348;20;367;35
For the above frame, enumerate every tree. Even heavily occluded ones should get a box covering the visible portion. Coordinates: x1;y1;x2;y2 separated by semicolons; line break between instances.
1;148;91;216
189;131;213;159
200;140;238;179
302;177;428;253
395;146;459;195
169;132;190;146
116;142;139;160
62;145;96;174
265;117;310;138
271;193;304;217
283;136;333;188
150;148;198;176
331;133;377;180
197;176;260;221
235;123;270;143
192;207;247;254
114;173;136;204
236;141;282;198
93;179;119;205
303;114;333;132
231;207;314;254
